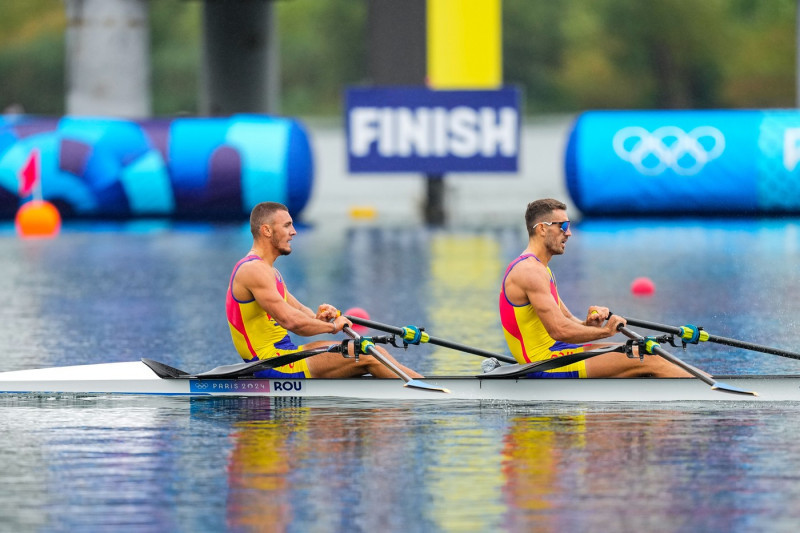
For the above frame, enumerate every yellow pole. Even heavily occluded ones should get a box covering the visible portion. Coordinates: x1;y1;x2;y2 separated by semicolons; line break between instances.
426;0;502;89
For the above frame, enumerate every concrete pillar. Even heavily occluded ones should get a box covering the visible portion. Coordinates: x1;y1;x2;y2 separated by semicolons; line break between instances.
64;0;151;117
200;0;279;115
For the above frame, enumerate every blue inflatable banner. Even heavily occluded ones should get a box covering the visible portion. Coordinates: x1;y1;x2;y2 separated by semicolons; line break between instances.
346;87;520;173
565;110;800;215
0;114;313;219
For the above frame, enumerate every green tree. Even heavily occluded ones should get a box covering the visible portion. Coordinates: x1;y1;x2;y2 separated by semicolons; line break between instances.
0;1;66;114
150;1;202;115
277;0;367;116
720;0;796;107
503;0;571;113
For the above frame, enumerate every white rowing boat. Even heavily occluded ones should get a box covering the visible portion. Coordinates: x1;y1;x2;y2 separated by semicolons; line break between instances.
0;358;799;401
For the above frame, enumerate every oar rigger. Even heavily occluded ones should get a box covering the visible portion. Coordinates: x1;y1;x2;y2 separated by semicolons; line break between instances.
617;325;758;396
622;333;681;361
336;334;405;363
341;325;450;393
619;314;800;361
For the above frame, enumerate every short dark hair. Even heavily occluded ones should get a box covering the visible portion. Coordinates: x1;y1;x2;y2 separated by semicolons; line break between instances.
525;199;567;236
250;202;288;237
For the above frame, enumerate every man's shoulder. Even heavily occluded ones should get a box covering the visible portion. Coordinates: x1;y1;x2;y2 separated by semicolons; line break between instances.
235;259;276;285
506;258;549;286
508;255;547;275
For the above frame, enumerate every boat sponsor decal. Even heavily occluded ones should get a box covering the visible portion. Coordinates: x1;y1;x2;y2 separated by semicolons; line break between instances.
189;379;305;393
190;380;271;393
272;380;303;392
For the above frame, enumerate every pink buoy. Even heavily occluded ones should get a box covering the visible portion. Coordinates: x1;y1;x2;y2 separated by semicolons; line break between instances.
344;307;370;333
631;277;655;296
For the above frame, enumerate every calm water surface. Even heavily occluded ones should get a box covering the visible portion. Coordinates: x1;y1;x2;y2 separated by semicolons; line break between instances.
2;218;800;532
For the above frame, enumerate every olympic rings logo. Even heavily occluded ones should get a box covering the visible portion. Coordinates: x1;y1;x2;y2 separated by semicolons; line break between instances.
612;126;725;175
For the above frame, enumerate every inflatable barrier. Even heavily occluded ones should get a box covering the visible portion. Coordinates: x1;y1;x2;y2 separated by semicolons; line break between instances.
0;114;313;219
565;110;800;216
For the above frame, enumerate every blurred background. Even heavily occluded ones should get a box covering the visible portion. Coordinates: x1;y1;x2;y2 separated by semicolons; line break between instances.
2;0;798;226
3;1;795;116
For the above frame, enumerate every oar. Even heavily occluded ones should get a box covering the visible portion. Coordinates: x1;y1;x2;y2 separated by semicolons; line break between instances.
342;325;450;393
192;347;333;379
618;325;757;396
621;315;800;362
345;315;517;364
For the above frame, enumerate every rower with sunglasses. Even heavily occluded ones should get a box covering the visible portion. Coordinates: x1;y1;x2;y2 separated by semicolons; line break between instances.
498;198;689;378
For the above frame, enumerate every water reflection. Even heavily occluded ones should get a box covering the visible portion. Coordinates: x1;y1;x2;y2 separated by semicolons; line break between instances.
191;398;442;532
0;395;202;531
500;403;800;532
3;395;800;532
188;397;514;532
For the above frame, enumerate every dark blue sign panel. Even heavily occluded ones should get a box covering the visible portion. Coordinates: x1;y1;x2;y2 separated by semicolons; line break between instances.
346;87;520;173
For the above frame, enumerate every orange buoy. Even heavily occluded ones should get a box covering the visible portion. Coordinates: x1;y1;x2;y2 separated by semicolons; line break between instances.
15;200;62;238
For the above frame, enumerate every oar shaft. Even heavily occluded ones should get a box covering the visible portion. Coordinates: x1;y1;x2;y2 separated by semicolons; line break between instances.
623;316;800;361
345;315;517;364
621;316;681;335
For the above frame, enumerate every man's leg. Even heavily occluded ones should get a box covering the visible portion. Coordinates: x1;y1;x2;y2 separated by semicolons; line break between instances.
303;340;424;378
585;346;691;378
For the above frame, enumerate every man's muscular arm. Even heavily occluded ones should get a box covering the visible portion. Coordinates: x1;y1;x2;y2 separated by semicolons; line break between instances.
237;262;349;335
515;262;623;343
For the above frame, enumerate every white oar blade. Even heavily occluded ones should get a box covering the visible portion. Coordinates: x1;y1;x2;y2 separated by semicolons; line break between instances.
711;382;759;396
405;379;450;394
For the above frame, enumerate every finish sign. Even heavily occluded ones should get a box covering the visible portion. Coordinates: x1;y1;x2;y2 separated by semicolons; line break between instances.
345;87;520;173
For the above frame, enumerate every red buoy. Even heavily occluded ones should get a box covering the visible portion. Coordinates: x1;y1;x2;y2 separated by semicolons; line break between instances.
631;277;655;296
344;307;370;334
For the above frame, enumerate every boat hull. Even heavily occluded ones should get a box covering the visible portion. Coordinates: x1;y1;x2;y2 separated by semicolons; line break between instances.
1;361;799;401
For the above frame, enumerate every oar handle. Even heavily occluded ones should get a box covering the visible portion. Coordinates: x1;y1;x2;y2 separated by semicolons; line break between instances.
345;315;517;364
621;315;800;361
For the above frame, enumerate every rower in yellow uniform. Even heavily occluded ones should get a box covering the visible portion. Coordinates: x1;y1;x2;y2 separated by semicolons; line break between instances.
226;201;423;379
499;198;689;378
